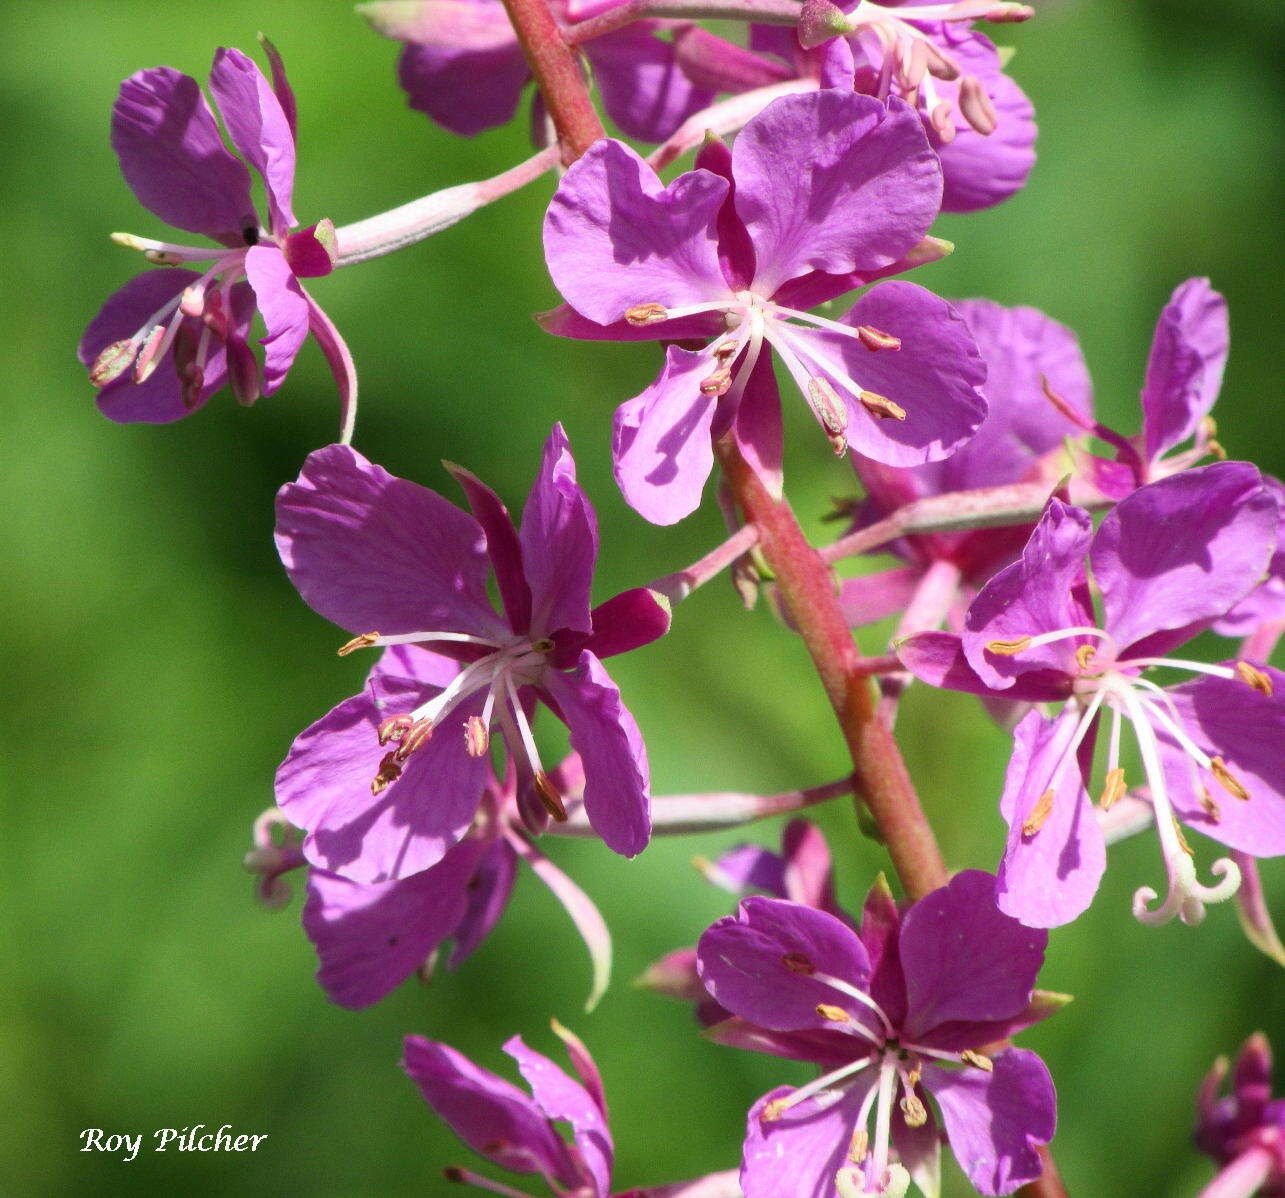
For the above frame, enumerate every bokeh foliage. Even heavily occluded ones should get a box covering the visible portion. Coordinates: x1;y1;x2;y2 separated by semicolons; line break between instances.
1;0;1282;1194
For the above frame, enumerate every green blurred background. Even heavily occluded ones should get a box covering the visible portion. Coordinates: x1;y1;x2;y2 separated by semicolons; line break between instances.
2;0;1282;1193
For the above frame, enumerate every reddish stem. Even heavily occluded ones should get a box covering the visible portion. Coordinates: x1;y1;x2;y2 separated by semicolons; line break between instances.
497;0;605;160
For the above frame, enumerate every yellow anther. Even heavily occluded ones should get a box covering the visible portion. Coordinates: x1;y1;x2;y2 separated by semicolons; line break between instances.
624;302;669;326
338;631;381;656
858;390;907;421
699;366;733;396
761;1098;788;1124
816;1004;850;1023
899;1093;928;1127
1075;644;1097;671
1199;787;1222;823
961;1050;994;1073
1173;818;1194;857
848;1129;869;1164
1099;767;1127;810
463;715;490;758
534;771;568;821
1211;757;1251;801
986;636;1032;656
1235;661;1273;696
1022;790;1055;837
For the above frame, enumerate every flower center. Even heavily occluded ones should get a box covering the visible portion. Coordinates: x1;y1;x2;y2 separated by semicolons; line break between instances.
338;629;561;812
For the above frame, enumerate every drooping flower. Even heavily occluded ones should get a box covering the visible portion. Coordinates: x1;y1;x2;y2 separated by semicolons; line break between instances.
274;425;668;885
897;462;1283;929
402;1025;742;1197
80;44;356;437
749;0;1037;211
541;89;987;524
840;297;1092;630
697;870;1060;1197
1046;278;1232;500
360;0;716;142
1194;1033;1285;1198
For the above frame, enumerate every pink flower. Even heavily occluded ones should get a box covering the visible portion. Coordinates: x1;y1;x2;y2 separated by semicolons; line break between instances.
80;44;355;436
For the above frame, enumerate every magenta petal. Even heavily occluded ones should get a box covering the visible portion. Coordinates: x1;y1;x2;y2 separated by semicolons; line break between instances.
732;349;784;499
544;139;731;326
740;1083;875;1198
543;652;650;857
81;270;213;423
840;566;925;628
284;221;338;278
925;299;1092;493
922;1049;1055;1195
708;843;789;897
897;632;1072;702
300;286;358;443
1215;477;1285;634
936;38;1037;214
696;896;872;1032
111;66;254;238
401;1037;581;1187
1142;278;1229;461
586;28;715;143
521;425;598;637
900;870;1046;1037
962;499;1095;689
994;710;1105;928
612;346;720;526
275;444;499;638
445;461;533;633
448;839;518;968
1161;668;1285;855
244;244;308;394
208;47;297;233
505;1036;612;1197
781;820;840;912
814;281;988;466
276;677;490;882
389;0;529;138
303;840;482;1009
1092;463;1277;653
583;587;672;659
732;92;941;295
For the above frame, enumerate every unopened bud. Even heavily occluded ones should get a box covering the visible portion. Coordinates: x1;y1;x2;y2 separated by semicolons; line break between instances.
1211;757;1251;801
625;302;669;326
1235;661;1273;696
983;2;1034;22
797;0;851;49
464;715;490;757
986;636;1031;656
89;339;139;387
856;325;902;351
958;75;999;134
338;631;382;656
534;771;568;821
858;390;906;421
1022;789;1055;836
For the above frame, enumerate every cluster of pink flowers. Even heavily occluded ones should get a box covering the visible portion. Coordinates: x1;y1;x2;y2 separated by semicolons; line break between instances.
84;7;1280;1198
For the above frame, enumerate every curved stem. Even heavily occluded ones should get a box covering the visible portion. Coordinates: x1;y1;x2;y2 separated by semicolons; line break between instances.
562;0;802;45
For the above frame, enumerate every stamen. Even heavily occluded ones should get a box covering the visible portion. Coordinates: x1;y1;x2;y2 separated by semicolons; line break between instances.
782;952;815;974
1235;661;1273;696
464;715;490;757
849;1129;869;1164
89;339;140;387
1210;757;1251;801
1119;656;1237;680
133;322;171;384
986;636;1031;656
1173;818;1194;857
700;366;734;396
759;1055;875;1121
370;751;403;795
533;771;568;821
812;971;895;1039
1099;767;1127;810
856;325;901;351
1199;788;1221;823
898;1090;928;1128
817;1003;851;1023
338;631;381;656
377;715;414;745
957;75;998;134
858;390;907;421
1022;789;1055;837
961;1049;994;1072
1075;644;1097;671
393;718;434;762
625;302;669;326
807;377;849;455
